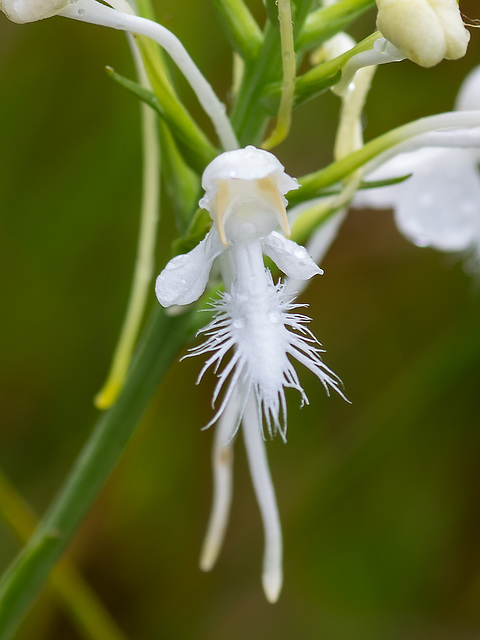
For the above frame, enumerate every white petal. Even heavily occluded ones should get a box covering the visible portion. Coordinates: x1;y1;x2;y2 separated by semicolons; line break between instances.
393;147;480;250
455;66;480;111
262;232;323;280
155;228;224;307
285;210;347;297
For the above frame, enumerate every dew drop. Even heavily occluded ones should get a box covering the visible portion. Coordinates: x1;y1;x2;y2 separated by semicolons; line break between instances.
413;234;430;248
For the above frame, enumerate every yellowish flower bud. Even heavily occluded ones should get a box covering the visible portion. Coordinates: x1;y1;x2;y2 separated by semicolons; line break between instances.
376;0;470;67
0;0;68;22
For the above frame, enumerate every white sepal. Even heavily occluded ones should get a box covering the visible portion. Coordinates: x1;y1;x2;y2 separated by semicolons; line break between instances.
199;146;299;215
455;66;480;112
155;228;224;307
262;231;323;280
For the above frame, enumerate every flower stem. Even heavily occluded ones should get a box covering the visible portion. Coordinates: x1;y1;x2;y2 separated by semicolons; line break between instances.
289;110;480;205
296;0;376;50
0;306;196;640
262;0;296;149
95;37;161;410
0;470;128;640
211;0;263;60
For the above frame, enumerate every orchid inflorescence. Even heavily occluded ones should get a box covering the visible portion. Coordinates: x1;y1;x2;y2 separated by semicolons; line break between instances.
0;0;479;632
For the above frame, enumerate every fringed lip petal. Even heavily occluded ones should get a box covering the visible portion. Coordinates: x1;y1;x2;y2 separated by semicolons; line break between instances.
155;228;224;307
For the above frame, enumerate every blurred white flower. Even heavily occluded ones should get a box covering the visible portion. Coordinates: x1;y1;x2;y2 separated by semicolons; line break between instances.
156;146;344;601
354;66;480;257
375;0;470;67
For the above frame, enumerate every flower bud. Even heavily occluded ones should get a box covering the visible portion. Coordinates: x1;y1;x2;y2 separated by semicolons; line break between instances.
376;0;470;67
0;0;69;22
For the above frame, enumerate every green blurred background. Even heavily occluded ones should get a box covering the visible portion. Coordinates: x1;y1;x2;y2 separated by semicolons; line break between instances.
1;2;480;638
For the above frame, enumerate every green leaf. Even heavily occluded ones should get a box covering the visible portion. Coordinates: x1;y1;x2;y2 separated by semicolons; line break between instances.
359;174;413;190
106;66;217;173
172;208;211;255
211;0;263;60
260;67;341;114
296;0;376;51
159;123;201;235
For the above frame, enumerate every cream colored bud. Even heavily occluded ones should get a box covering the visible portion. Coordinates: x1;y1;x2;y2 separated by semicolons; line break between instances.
376;0;470;67
0;0;69;22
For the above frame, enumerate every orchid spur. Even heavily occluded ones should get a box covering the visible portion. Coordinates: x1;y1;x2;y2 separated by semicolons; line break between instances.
156;146;344;601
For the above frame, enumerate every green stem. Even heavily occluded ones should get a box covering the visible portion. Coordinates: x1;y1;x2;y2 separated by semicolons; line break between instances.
292;32;379;107
211;0;263;60
0;472;128;640
107;59;216;171
262;0;296;149
0;306;196;640
289;110;480;206
96;39;161;410
231;0;319;145
296;0;376;51
230;21;282;145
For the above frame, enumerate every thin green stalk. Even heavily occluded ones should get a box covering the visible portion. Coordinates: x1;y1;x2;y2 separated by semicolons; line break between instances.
289;110;480;206
96;38;161;410
211;0;263;60
291;0;316;39
262;0;296;149
292;32;379;107
296;0;376;51
0;306;197;640
106;63;217;172
231;0;315;145
159;122;200;234
230;21;282;145
291;61;376;245
135;38;219;169
0;471;128;640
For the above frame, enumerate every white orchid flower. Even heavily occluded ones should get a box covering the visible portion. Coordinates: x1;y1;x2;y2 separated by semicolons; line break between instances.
375;0;470;67
156;146;344;601
353;66;480;257
156;146;343;434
